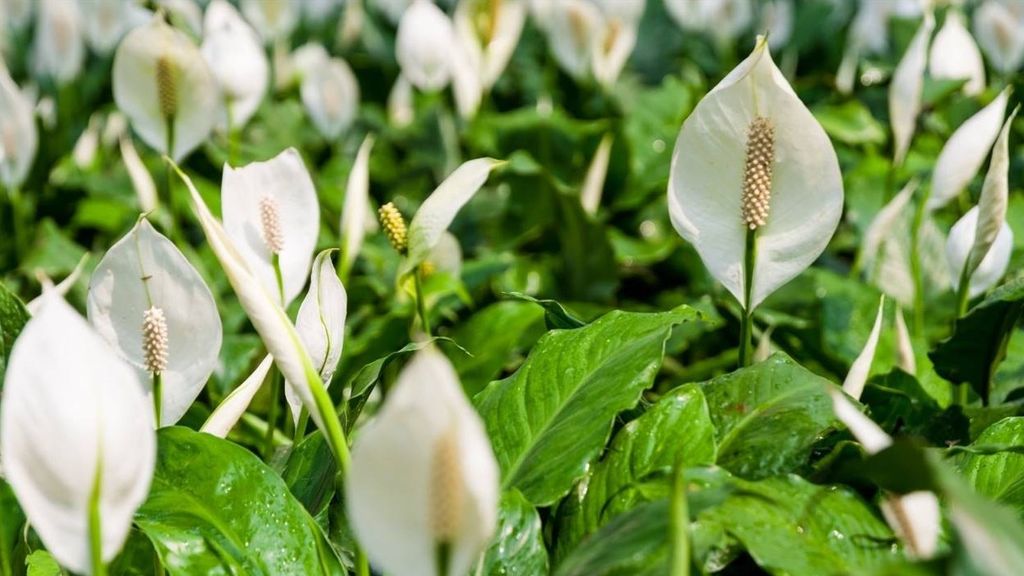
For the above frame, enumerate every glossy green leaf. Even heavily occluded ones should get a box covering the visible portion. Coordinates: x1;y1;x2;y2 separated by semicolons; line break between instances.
554;383;716;560
502;292;587;330
482;491;549;576
930;275;1024;404
957;417;1024;518
449;301;545;395
702;353;838;479
813;100;887;145
134;428;344;576
0;282;29;384
475;306;700;505
282;431;337;518
554;500;670;576
24;551;59;576
0;480;24;576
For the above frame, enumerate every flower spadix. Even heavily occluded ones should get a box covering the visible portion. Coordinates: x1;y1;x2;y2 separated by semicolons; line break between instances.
112;14;219;161
87;218;223;426
399;157;505;276
222;148;319;306
0;63;37;189
285;250;347;426
667;37;843;310
1;294;155;574
201;0;269;131
828;389;940;559
347;347;499;576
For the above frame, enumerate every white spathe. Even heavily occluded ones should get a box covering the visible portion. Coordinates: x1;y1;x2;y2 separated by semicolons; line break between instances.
928;10;984;96
968;105;1017;280
201;354;274;438
88;218;223;426
286;250;348;426
663;0;753;45
1;294;155;574
119;134;158;213
946;207;1013;299
81;0;149;56
201;0;269;131
973;0;1024;74
667;37;843;310
544;0;602;81
240;0;299;42
453;0;527;90
32;0;85;85
112;15;219;161
340;134;376;277
929;88;1009;211
347;347;499;576
221;148;320;306
402;157;504;276
0;63;37;189
397;0;458;92
842;296;885;401
889;12;933;167
301;57;360;140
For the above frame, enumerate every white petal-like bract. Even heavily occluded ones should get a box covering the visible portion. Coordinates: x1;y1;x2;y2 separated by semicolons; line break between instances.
1;295;155;574
201;354;274;438
240;0;299;42
340;134;376;277
347;348;499;576
222;148;320;306
968;106;1017;278
545;0;601;81
397;0;457;92
667;38;843;310
0;63;37;189
300;57;360;140
928;10;984;95
82;0;148;56
112;15;219;161
454;0;526;90
946;207;1013;299
201;0;269;131
973;0;1024;74
88;219;223;426
581;133;614;215
32;0;85;85
889;13;932;167
842;296;884;400
929;89;1009;211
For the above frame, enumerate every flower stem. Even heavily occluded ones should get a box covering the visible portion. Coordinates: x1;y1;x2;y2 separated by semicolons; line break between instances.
414;265;432;337
293;409;309;444
435;542;451;576
226;102;238;167
272;254;286;306
954;383;969;407
669;463;690;576
152;372;163;428
955;264;972;318
262;368;282;461
355;550;370;576
739;229;757;367
88;450;107;576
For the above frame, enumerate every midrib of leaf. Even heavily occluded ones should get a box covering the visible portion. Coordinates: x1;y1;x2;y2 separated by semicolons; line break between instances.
713;375;816;458
500;321;674;490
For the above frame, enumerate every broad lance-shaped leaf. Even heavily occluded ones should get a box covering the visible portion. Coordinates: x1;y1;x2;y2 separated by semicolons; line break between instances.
171;161;347;465
88;218;223;426
112;15;218;161
889;13;932;166
957;417;1024;518
1;295;155;574
286;250;347;426
222;148;320;306
931;275;1024;403
475;306;699;506
200;354;273;438
347;348;499;576
701;353;836;479
134;427;344;575
482;491;549;576
554;383;716;560
667;37;843;310
401;157;504;276
929;88;1010;211
340;133;375;277
946;207;1013;300
928;9;985;95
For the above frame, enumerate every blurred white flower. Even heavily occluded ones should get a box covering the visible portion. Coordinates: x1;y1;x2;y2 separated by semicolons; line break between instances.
453;0;527;90
340;134;376;277
81;0;149;56
301;56;360;140
664;0;752;45
88;218;223;427
221;148;319;306
889;12;933;166
544;0;601;81
240;0;299;43
119;134;159;213
894;306;916;375
973;0;1024;74
0;63;37;189
157;0;203;36
388;74;416;127
201;0;269;131
828;389;941;560
758;0;793;51
947;207;1013;300
347;347;499;576
1;0;33;31
72;114;102;169
31;0;85;85
112;15;219;161
842;296;885;400
667;37;843;311
929;88;1010;211
1;294;155;575
966;106;1017;285
838;0;924;94
928;10;984;95
581;133;613;215
285;250;348;426
397;0;458;92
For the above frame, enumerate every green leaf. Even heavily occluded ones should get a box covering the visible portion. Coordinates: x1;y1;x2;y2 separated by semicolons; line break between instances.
0;480;25;576
930;275;1024;404
475;306;700;505
554;383;716;560
282;431;337;518
134;428;345;576
502;292;587;330
553;500;671;576
692;474;899;574
482;491;549;576
957;417;1024;519
25;551;60;576
702;353;838;479
0;281;29;384
813;100;887;145
449;301;545;395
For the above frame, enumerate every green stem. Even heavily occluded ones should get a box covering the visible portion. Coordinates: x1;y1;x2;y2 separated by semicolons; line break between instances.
738;229;757;367
955;382;969;407
262;368;282;460
908;186;930;340
293;409;309;444
152;372;163;428
355;550;370;576
88;449;107;576
669;464;690;576
414;265;432;337
307;365;352;474
435;542;451;576
272;254;286;306
226;102;238;166
437;103;460;177
955;264;972;318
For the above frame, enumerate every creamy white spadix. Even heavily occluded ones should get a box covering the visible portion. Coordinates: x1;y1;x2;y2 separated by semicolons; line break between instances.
87;219;223;427
347;347;499;576
667;38;843;310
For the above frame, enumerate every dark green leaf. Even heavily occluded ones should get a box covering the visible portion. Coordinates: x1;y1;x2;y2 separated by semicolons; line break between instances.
449;302;545;395
482;491;549;576
502;292;587;330
0;281;29;384
554;500;670;576
957;417;1024;519
282;431;337;518
0;480;25;576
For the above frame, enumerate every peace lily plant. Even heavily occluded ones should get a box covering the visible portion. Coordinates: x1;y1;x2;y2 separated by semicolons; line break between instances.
667;36;843;366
